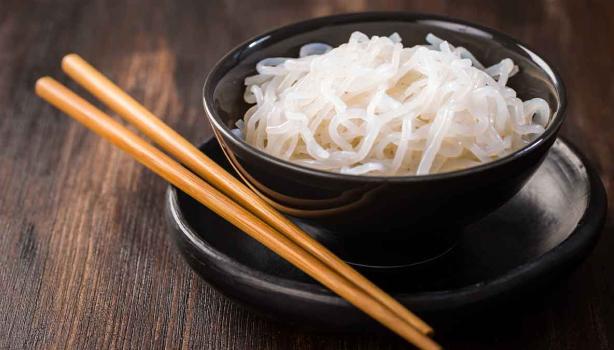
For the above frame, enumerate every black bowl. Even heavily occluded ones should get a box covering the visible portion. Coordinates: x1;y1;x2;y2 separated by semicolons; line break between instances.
203;12;566;266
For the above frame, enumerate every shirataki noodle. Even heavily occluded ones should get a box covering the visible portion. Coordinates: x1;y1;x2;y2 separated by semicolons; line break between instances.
238;32;550;176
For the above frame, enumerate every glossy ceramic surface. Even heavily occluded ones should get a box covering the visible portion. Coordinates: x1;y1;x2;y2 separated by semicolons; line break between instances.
167;138;605;330
203;13;567;264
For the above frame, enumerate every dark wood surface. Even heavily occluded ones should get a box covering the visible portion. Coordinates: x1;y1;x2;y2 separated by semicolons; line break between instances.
1;1;612;349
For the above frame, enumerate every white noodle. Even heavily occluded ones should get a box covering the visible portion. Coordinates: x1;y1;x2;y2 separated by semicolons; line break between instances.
240;32;551;176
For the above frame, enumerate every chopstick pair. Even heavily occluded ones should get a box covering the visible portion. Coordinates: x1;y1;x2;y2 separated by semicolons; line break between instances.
35;54;440;350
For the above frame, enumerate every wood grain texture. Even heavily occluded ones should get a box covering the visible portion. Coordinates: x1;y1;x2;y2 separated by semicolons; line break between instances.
0;0;612;349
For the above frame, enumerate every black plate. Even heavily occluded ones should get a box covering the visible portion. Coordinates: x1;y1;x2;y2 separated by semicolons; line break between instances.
166;137;606;331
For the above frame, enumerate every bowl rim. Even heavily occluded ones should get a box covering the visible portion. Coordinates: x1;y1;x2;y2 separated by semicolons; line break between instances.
203;11;567;182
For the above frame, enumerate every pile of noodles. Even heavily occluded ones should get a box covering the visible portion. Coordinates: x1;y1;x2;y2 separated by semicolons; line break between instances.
239;31;550;176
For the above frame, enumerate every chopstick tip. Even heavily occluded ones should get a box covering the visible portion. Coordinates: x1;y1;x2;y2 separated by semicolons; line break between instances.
62;53;83;71
35;76;55;96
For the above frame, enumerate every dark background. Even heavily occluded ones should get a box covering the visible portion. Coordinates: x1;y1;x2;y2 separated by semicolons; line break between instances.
1;0;612;349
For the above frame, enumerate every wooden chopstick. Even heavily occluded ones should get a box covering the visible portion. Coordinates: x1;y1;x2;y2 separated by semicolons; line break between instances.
35;77;440;350
60;53;434;337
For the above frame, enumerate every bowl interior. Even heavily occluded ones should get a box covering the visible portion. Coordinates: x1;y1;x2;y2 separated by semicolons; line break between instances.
205;13;563;154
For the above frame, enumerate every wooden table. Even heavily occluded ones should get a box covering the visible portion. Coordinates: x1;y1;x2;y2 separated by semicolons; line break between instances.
1;1;612;348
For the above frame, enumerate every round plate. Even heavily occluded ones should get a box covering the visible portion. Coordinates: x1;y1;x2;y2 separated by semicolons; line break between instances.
166;137;606;331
